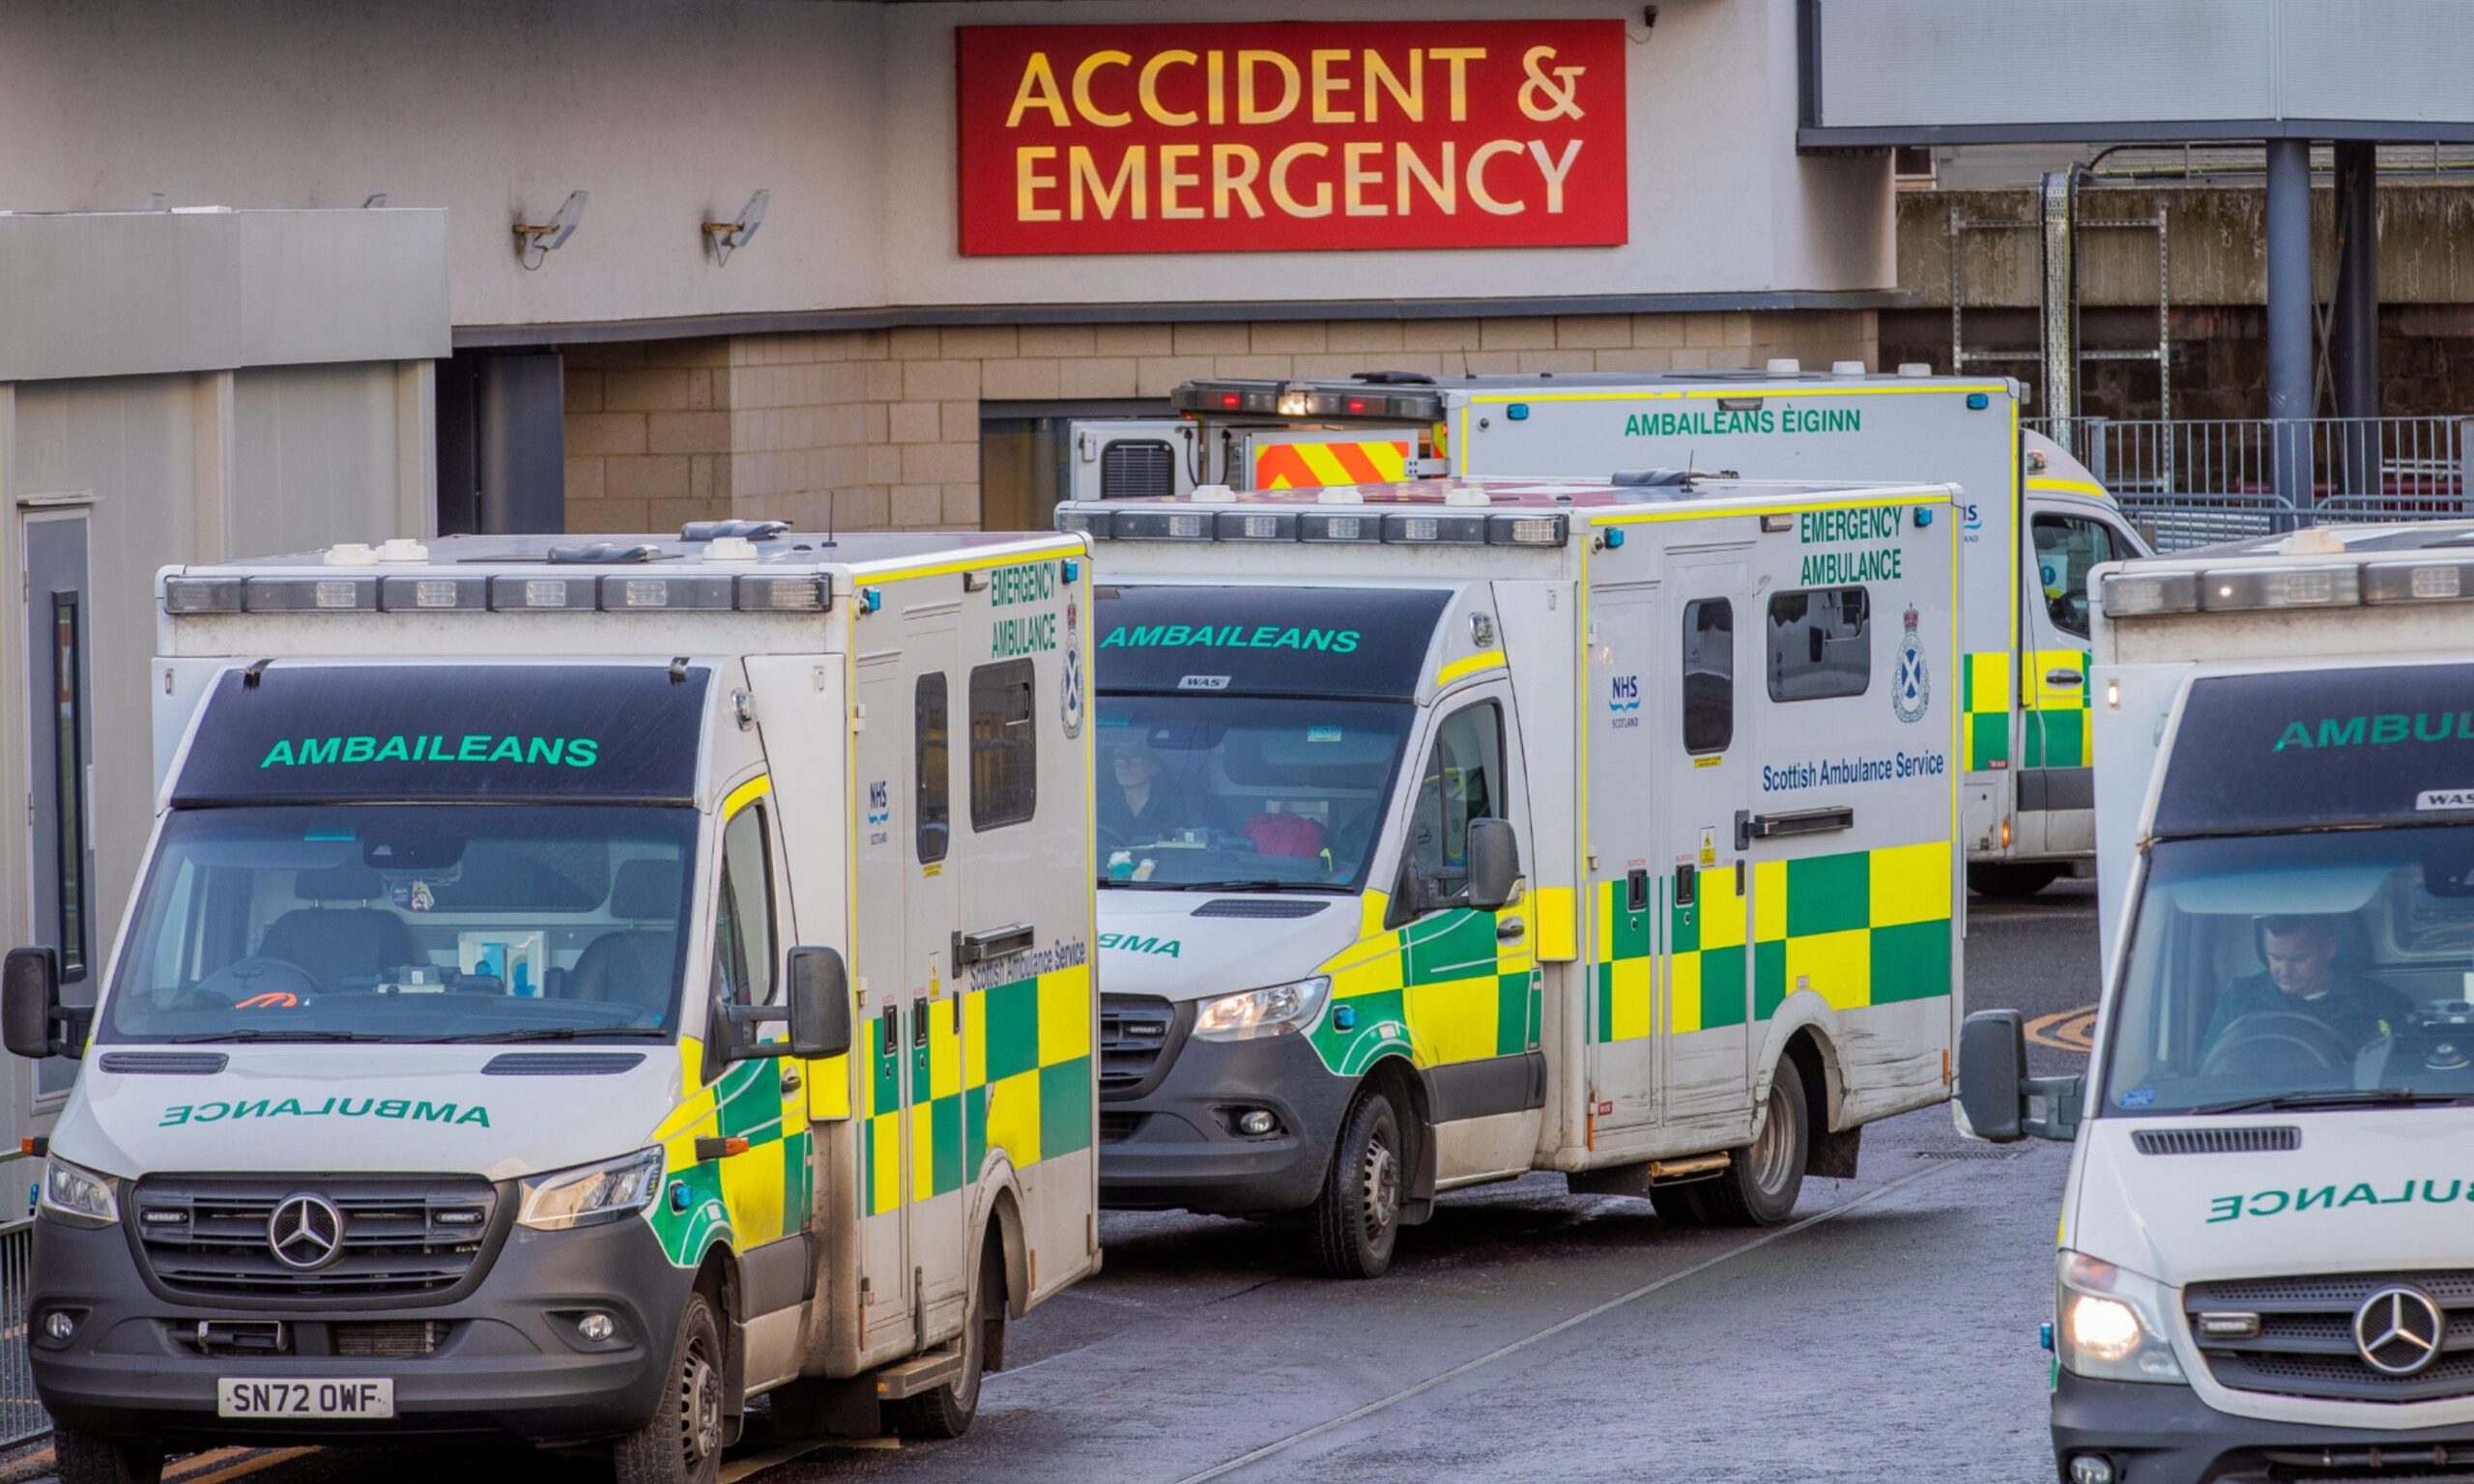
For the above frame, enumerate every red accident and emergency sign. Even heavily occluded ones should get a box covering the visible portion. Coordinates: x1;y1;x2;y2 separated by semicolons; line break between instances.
956;20;1628;256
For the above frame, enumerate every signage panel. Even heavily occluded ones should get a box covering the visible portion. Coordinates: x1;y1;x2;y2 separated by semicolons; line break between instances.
957;20;1628;256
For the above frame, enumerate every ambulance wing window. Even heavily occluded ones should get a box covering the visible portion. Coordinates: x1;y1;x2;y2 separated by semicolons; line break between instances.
969;659;1037;831
916;673;950;864
2031;515;2121;640
1682;598;1734;754
1408;702;1505;910
713;804;778;1008
1766;587;1871;702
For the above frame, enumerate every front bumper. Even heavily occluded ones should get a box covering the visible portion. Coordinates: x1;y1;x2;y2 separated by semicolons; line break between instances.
1099;1018;1355;1215
2053;1370;2474;1484
29;1209;692;1447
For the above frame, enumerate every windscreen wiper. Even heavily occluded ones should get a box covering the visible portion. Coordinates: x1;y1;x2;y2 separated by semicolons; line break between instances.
2193;1087;2461;1116
168;1029;390;1043
419;1026;671;1044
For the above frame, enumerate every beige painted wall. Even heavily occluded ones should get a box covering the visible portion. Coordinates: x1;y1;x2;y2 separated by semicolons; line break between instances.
0;0;1889;331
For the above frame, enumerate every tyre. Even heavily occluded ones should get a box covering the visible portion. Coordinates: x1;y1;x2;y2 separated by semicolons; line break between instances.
1967;862;2063;899
52;1427;163;1484
890;1237;1004;1441
614;1287;727;1484
1700;1066;1810;1227
1309;1088;1405;1279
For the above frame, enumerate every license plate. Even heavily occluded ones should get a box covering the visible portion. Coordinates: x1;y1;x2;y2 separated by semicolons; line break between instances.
216;1378;394;1419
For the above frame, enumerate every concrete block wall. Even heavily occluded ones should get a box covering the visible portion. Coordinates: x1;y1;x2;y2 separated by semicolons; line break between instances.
560;309;1879;533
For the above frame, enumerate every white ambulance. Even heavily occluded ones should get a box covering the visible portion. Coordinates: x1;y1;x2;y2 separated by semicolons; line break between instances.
1056;475;1963;1276
1074;368;2145;898
2;525;1098;1484
1962;524;2474;1484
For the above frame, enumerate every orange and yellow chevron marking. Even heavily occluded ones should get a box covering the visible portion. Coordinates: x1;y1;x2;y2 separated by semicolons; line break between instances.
1251;439;1412;490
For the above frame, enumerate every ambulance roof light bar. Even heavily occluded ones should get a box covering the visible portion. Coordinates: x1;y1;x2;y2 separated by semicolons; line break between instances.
2097;556;2474;618
164;570;832;614
1054;503;1566;548
1171;379;1445;424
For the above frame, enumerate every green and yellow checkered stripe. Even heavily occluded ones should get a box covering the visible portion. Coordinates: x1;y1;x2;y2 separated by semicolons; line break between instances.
1961;650;2011;772
857;962;1093;1219
1669;860;1748;1033
1590;843;1956;1045
1750;842;1953;1018
1593;877;1654;1043
2024;648;2091;770
648;1044;819;1267
1308;893;1539;1076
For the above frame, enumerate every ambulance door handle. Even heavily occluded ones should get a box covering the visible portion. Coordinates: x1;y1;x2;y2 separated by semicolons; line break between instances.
1496;916;1526;943
1739;806;1855;847
952;924;1035;967
911;997;930;1048
780;1070;803;1096
1674;864;1695;907
2045;669;2083;687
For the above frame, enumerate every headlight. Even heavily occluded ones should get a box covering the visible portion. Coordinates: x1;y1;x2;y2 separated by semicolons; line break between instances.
517;1148;666;1232
2057;1250;2185;1384
39;1156;119;1229
1194;977;1333;1042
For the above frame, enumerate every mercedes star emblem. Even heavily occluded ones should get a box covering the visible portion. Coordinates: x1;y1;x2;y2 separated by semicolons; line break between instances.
267;1193;346;1271
2354;1286;2446;1377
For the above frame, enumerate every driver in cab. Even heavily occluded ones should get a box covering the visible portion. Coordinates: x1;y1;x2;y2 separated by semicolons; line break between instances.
1101;738;1195;842
2203;914;2413;1052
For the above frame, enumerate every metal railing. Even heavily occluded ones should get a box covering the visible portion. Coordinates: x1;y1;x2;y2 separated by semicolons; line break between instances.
2032;416;2474;552
0;1152;43;1447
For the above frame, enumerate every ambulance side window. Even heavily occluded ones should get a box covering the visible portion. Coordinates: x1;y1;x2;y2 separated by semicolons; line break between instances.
1682;598;1734;754
712;804;778;1008
2031;515;2121;640
1407;702;1505;911
969;659;1037;831
1766;586;1871;701
916;673;950;864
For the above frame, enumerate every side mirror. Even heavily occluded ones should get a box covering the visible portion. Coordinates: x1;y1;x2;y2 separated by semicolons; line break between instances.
4;948;64;1059
786;948;852;1060
1956;1009;2082;1143
1466;818;1521;912
1956;1011;2028;1142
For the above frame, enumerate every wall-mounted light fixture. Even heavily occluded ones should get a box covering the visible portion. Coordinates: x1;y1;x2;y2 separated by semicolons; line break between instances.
703;189;770;266
514;190;588;270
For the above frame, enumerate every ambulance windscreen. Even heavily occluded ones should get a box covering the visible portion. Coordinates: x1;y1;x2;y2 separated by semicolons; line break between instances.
173;664;710;805
1094;585;1449;700
2154;667;2474;838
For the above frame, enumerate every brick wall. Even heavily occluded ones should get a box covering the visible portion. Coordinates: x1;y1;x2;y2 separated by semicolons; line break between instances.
561;309;1878;534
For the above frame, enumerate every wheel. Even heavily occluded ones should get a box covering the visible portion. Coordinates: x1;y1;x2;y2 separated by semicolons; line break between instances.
1648;1180;1716;1226
614;1287;726;1484
1700;1067;1810;1228
52;1426;164;1484
891;1238;1004;1440
1309;1089;1404;1279
1967;862;2063;899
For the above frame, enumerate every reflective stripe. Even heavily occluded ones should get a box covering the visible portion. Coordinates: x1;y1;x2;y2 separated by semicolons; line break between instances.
723;774;770;819
1434;650;1508;688
1251;439;1412;490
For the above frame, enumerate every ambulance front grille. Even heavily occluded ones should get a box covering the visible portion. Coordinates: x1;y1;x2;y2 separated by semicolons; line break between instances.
130;1176;502;1302
1099;996;1179;1097
2188;1270;2474;1404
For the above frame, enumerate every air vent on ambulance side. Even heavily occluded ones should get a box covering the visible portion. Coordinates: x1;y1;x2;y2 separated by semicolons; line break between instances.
2132;1127;2300;1156
1100;441;1178;501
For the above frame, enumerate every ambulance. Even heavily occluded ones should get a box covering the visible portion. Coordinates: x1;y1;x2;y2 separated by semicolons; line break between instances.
1;524;1098;1484
1073;367;2146;898
1055;474;1963;1277
1960;524;2474;1484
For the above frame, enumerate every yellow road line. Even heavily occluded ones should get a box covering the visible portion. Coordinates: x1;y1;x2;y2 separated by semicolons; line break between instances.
2026;1004;2098;1052
175;1448;315;1484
